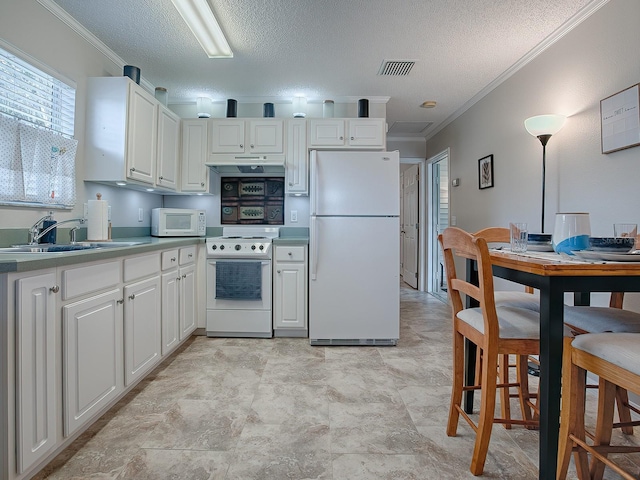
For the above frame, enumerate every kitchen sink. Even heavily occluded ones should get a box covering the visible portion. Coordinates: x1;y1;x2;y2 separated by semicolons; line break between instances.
0;241;149;254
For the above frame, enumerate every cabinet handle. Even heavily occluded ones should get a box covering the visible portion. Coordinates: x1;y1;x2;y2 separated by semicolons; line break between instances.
49;285;59;293
171;257;176;262
351;136;355;140
289;182;293;186
128;293;135;300
339;136;344;140
250;144;254;148
130;167;136;172
117;299;124;304
239;144;243;149
176;277;181;281
200;182;205;187
159;175;164;180
188;253;193;258
277;270;281;274
288;252;292;256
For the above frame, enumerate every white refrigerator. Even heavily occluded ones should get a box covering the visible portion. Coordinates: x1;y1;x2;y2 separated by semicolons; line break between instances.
309;150;400;346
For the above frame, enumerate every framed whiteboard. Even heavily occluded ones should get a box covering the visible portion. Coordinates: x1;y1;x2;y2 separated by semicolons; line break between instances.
600;83;640;154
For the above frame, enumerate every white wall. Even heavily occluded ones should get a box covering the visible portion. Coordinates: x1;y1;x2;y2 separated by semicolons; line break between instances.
426;0;640;307
426;0;640;236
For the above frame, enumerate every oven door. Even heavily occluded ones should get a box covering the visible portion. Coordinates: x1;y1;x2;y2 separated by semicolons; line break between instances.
206;259;272;310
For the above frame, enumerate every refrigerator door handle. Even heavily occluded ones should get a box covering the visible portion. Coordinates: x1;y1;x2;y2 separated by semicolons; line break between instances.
310;216;318;280
310;150;317;216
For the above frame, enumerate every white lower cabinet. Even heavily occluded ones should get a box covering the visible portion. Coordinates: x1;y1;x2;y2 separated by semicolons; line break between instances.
15;271;58;474
63;289;123;436
273;245;308;337
124;276;161;386
179;262;197;340
161;269;180;355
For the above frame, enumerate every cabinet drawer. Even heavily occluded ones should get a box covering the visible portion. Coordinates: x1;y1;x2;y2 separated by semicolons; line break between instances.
179;246;197;265
124;252;160;282
275;246;306;262
62;261;121;300
161;249;179;270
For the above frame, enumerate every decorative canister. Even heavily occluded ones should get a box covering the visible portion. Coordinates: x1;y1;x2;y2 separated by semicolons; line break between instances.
154;87;168;106
323;100;334;118
263;102;274;117
123;65;140;84
226;99;237;118
552;213;591;254
358;98;369;118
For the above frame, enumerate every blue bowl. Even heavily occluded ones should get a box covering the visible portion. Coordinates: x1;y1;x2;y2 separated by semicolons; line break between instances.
588;237;635;253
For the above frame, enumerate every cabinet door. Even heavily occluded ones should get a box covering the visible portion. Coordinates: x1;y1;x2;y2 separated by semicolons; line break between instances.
249;119;284;153
16;272;57;473
348;118;385;148
161;271;180;355
126;83;157;184
63;289;123;437
179;263;197;340
156;106;180;190
124;276;161;386
210;119;245;153
180;119;209;192
285;119;308;195
273;262;306;330
308;119;345;147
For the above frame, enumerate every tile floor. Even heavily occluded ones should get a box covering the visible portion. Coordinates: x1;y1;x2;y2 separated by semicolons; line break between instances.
34;284;639;479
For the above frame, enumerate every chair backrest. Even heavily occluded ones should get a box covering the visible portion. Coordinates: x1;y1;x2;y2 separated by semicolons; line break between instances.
438;227;500;338
473;227;510;244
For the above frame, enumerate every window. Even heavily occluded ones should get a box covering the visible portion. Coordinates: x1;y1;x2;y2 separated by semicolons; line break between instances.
0;42;77;208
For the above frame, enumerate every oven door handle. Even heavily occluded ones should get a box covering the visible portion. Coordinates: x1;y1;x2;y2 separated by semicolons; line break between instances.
208;260;271;265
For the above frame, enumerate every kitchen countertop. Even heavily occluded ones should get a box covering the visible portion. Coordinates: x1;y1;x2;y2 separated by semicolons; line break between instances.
0;237;205;274
272;237;309;246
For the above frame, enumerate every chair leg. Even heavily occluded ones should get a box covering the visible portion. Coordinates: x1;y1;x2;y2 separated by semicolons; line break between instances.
499;354;512;429
470;349;498;476
615;386;634;435
447;330;465;437
558;339;588;480
516;354;535;426
590;378;617;480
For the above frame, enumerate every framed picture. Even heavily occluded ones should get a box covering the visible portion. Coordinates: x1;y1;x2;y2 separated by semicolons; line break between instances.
600;83;640;154
478;154;494;189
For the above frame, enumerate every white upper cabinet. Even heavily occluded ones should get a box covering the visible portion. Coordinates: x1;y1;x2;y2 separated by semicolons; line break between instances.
180;119;210;193
85;76;179;192
210;119;284;154
308;118;385;149
285;119;308;195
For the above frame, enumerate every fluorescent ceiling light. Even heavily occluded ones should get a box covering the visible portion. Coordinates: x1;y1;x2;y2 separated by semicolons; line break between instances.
171;0;233;58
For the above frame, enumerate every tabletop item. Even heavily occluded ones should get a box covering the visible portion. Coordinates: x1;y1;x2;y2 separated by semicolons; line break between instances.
613;223;637;239
87;193;109;241
588;236;635;253
574;250;640;262
526;232;553;251
552;212;590;254
509;222;528;252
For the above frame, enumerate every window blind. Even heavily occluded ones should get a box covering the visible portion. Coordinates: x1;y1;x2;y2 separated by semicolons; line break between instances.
0;44;77;208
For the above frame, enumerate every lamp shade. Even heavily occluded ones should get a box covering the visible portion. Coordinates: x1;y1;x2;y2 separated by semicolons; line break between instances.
524;114;566;137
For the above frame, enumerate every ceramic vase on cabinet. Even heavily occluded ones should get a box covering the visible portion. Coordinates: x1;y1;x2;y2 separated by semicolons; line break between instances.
552;213;591;254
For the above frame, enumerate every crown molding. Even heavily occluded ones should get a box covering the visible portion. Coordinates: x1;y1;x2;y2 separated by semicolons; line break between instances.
425;0;610;141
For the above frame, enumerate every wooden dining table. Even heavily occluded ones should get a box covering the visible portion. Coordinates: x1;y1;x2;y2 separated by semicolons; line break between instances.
464;249;640;479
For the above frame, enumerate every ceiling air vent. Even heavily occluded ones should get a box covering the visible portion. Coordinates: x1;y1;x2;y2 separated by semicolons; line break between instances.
378;60;415;76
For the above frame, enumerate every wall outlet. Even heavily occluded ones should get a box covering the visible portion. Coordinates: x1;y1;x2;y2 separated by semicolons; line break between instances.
138;208;143;222
290;210;298;223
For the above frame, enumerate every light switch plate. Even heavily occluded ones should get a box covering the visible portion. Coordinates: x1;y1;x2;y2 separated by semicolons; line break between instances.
290;210;298;223
138;208;143;222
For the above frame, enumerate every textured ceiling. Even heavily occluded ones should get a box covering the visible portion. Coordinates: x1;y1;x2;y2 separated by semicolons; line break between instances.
48;0;594;138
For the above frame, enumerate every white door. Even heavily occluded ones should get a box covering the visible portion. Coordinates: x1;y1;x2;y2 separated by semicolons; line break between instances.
429;151;449;300
402;164;419;288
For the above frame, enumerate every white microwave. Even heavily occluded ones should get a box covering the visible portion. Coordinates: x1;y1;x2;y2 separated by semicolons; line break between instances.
151;208;206;237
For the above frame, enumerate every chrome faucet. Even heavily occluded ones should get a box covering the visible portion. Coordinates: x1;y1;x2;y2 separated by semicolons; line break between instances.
28;212;53;245
29;218;86;245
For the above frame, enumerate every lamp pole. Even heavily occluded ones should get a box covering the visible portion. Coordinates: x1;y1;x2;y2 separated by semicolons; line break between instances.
537;134;552;233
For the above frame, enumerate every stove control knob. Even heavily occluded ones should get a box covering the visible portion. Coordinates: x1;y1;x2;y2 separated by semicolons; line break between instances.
220;245;225;250
259;244;265;250
211;244;217;250
251;245;256;250
235;244;241;251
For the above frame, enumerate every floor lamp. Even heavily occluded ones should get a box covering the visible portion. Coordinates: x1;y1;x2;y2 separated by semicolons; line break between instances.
524;114;566;233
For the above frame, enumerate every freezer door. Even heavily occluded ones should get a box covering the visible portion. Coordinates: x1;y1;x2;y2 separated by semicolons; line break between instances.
309;216;399;342
310;150;399;217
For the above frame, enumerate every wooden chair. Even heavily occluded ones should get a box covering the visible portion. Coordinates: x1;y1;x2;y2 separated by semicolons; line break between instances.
439;227;540;475
557;333;640;480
